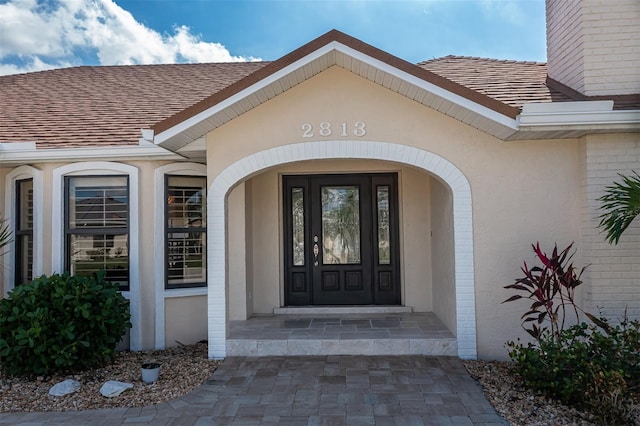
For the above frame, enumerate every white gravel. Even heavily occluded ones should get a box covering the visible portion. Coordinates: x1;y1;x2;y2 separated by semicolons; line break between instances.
0;342;220;412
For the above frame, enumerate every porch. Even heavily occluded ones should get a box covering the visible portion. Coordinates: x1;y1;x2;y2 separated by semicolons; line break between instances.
227;310;457;356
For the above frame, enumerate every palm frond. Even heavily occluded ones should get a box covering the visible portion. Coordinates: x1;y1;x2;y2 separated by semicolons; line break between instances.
0;217;13;255
598;171;640;244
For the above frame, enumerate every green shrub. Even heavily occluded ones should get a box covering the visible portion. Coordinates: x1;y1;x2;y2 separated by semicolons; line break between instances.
504;243;640;425
0;272;131;376
508;317;640;425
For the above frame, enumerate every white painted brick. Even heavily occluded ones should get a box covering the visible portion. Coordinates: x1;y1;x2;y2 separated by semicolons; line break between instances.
581;135;640;319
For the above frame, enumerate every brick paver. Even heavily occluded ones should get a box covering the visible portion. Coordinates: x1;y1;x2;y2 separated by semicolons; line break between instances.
0;356;507;425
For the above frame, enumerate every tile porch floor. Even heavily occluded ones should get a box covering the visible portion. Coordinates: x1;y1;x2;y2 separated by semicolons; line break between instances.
227;312;458;357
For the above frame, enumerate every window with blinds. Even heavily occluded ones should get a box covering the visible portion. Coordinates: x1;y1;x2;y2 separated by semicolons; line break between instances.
65;176;129;290
15;179;33;286
165;175;206;289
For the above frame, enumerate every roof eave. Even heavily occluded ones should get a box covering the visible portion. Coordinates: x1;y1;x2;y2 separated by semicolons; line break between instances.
151;30;520;152
0;143;184;166
509;101;640;140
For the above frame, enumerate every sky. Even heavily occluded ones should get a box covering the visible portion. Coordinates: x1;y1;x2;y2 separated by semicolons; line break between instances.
0;0;547;76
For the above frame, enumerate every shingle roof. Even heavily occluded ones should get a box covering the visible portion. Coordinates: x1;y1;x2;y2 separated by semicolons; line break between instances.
0;62;267;149
418;56;573;110
1;46;637;150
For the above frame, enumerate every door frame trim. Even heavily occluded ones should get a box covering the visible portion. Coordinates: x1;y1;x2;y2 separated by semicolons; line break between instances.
207;140;477;359
282;173;400;306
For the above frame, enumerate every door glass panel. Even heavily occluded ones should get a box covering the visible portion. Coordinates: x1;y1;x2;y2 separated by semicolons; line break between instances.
321;186;360;264
292;188;305;266
377;186;390;265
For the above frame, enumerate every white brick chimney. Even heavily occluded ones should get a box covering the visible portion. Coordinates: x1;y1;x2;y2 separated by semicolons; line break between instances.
546;0;640;96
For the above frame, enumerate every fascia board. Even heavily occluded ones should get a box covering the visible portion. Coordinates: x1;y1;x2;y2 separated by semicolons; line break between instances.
153;43;341;147
0;145;184;164
154;41;518;149
518;102;640;130
336;44;518;131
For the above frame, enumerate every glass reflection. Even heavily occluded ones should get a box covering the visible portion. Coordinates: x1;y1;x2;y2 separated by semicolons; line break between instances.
322;186;361;264
377;186;390;264
292;188;305;266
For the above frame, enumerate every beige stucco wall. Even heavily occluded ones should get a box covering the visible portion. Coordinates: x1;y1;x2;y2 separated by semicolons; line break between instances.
165;295;207;346
206;66;584;359
430;178;456;335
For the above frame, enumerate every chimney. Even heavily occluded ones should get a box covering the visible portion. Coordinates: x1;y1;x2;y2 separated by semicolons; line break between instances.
546;0;640;96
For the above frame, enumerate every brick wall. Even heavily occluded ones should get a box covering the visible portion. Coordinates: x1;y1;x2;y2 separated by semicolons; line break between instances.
581;134;640;320
546;0;584;93
547;0;640;96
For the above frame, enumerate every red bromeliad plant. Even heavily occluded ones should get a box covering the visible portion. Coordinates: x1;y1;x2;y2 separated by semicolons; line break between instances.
503;242;604;343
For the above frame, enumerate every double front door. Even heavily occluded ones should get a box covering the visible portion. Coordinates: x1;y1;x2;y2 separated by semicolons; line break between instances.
283;173;400;305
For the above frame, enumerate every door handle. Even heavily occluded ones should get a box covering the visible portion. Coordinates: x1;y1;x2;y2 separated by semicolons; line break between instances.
313;235;319;267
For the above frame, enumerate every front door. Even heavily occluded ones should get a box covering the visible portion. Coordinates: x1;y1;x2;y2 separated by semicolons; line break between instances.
283;173;400;305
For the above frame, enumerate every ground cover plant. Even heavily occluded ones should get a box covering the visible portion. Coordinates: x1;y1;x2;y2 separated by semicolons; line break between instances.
504;242;640;425
0;272;131;377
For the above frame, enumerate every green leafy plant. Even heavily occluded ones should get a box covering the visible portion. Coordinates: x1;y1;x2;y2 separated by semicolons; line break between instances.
504;242;640;425
0;217;12;256
508;317;640;425
502;242;603;343
598;170;640;245
0;272;131;376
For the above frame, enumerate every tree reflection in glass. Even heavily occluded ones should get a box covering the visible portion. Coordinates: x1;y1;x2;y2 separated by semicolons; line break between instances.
321;186;361;264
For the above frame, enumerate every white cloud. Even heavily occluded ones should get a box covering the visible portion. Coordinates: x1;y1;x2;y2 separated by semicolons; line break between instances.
0;0;259;75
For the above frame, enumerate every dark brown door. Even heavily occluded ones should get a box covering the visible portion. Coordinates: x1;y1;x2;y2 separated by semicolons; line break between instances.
283;173;400;305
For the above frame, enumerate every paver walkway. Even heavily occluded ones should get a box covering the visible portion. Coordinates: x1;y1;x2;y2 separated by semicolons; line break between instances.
0;356;508;425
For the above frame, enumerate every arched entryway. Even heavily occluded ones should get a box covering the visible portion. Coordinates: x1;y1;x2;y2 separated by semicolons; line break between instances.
207;140;477;359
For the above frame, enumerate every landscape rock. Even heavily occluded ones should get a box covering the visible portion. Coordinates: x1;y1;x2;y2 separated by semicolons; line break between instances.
48;379;81;397
99;381;133;398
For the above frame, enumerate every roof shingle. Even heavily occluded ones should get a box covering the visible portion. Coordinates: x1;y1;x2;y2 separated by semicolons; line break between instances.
1;52;637;150
0;62;267;149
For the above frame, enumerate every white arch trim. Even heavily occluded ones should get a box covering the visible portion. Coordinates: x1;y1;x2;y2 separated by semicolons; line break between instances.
3;166;44;295
52;162;142;351
208;140;477;359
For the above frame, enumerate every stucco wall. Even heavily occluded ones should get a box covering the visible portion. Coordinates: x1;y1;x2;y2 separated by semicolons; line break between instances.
206;66;584;359
165;295;207;346
228;183;248;321
430;178;456;335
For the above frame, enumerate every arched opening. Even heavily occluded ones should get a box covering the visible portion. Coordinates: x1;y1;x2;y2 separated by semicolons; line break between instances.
207;141;477;359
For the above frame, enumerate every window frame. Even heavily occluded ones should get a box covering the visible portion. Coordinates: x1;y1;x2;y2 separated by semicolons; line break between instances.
3;166;43;296
164;174;207;290
64;175;131;291
14;178;34;287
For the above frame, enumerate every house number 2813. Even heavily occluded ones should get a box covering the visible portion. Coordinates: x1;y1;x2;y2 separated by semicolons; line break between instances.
301;122;367;138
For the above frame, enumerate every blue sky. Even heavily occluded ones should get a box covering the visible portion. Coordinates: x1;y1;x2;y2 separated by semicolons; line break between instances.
0;0;547;76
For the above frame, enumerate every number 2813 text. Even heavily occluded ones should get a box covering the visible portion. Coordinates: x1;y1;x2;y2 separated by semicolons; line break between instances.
301;122;366;138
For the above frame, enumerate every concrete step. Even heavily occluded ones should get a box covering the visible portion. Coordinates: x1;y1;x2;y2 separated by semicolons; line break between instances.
226;337;457;356
273;306;413;315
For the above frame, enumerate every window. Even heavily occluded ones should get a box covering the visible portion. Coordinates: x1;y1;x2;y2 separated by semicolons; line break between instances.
65;176;129;290
165;175;206;289
14;179;33;286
